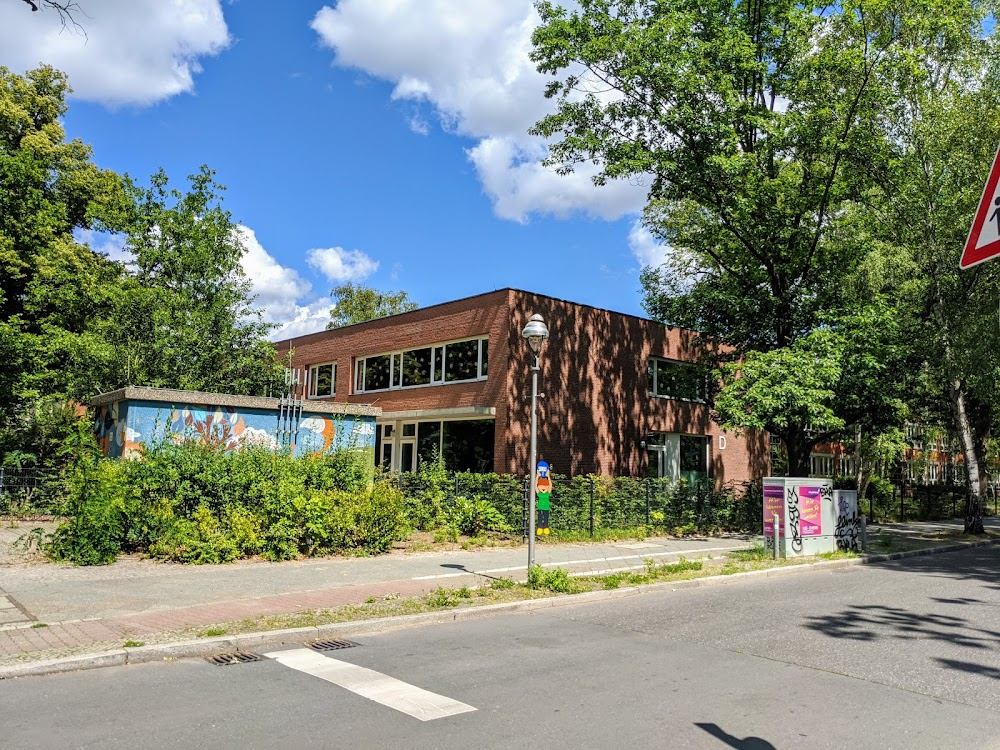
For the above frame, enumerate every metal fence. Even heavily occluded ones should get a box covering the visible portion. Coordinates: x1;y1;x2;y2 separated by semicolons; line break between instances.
398;472;762;537
865;482;999;523
0;467;62;515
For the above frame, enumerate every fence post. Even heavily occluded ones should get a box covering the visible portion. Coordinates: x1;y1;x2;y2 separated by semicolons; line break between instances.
900;486;905;522
589;477;595;537
953;492;956;519
645;480;651;527
860;514;868;553
454;474;460;499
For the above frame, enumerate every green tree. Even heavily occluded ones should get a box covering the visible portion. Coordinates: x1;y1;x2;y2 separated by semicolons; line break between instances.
531;0;983;474
326;282;417;329
112;167;285;395
0;65;126;409
842;22;1000;532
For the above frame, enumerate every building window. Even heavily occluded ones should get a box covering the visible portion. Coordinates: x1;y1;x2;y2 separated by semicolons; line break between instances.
309;363;336;398
355;336;489;393
648;357;708;402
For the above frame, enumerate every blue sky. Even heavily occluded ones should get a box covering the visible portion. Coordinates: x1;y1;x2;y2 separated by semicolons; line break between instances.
1;0;665;338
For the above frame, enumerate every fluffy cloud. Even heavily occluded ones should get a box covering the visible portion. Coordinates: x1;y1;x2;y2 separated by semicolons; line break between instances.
237;227;334;340
311;0;647;222
306;246;379;283
628;222;667;269
0;0;230;106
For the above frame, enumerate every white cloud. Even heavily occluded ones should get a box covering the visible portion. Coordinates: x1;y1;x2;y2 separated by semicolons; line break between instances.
0;0;230;106
311;0;647;222
470;137;647;223
628;222;668;268
306;246;379;282
236;226;334;340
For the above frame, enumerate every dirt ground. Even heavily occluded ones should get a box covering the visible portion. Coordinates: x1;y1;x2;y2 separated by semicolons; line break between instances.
0;518;57;566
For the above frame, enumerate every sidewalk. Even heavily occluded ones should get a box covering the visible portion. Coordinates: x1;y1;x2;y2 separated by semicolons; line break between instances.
2;516;995;671
0;532;751;666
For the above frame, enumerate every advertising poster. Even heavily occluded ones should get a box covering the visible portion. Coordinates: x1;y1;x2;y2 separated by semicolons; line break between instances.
763;483;784;535
799;485;822;536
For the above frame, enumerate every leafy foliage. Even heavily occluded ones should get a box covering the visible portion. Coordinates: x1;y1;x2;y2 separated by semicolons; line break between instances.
326;282;417;329
42;442;399;565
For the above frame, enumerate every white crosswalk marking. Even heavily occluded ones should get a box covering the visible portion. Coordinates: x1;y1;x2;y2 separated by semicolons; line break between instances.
265;648;477;721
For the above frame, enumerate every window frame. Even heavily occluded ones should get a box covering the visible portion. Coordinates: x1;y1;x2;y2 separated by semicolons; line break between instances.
308;362;336;399
354;336;489;394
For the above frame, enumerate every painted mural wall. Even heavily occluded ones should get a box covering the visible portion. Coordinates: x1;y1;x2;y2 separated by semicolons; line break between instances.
93;398;376;459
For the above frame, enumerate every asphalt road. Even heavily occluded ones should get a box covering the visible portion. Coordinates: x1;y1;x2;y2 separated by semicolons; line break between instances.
4;546;1000;749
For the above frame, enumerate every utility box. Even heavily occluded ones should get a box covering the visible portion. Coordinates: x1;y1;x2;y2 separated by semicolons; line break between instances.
763;477;844;558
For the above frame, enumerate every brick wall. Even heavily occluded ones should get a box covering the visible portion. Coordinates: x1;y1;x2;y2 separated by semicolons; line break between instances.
504;291;768;486
275;288;768;486
276;290;512;465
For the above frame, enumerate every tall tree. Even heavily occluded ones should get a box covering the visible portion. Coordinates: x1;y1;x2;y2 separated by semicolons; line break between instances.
326;282;417;329
0;65;126;409
531;0;981;474
842;19;1000;532
112;167;284;395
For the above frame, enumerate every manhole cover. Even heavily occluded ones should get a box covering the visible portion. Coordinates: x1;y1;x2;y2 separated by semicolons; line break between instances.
308;638;359;652
205;652;263;666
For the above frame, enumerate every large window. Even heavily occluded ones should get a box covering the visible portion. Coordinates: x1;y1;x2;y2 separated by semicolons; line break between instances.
648;357;708;402
355;337;489;393
415;419;494;472
308;363;336;398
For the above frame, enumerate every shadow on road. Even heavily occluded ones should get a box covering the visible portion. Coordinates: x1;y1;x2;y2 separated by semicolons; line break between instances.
868;544;1000;591
934;657;1000;680
802;603;1000;648
695;722;776;749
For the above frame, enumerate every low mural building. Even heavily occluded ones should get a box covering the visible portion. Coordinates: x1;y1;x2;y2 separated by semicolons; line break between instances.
90;387;379;459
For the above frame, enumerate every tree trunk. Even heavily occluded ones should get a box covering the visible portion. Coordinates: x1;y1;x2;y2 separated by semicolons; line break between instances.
949;379;985;534
784;431;812;477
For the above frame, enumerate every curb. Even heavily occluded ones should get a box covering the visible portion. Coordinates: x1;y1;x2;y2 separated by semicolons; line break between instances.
3;537;997;680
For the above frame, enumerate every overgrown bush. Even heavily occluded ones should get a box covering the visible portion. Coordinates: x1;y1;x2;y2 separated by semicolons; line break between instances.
43;440;399;565
444;496;511;536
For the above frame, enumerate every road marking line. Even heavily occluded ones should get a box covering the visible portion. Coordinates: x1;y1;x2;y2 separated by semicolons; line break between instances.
409;546;747;580
265;648;476;722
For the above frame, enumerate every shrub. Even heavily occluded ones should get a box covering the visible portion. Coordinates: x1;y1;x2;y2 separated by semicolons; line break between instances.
44;461;126;565
327;481;408;554
444;497;510;536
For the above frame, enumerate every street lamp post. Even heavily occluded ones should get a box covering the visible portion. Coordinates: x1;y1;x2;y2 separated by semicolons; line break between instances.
521;313;549;569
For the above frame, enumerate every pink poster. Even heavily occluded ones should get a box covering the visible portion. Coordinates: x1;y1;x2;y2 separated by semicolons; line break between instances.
799;485;822;536
763;484;784;535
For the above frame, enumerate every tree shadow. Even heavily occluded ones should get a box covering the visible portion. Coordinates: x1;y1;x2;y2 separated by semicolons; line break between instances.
695;722;776;749
855;544;1000;592
802;603;1000;649
934;657;1000;679
509;291;767;487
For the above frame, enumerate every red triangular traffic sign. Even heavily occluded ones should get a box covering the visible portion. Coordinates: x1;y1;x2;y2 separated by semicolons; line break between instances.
961;144;1000;269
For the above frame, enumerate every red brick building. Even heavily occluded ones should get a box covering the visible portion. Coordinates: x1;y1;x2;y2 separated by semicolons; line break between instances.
275;289;768;487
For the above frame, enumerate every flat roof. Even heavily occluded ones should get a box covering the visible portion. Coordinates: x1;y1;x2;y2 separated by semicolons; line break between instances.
273;287;689;348
90;387;381;418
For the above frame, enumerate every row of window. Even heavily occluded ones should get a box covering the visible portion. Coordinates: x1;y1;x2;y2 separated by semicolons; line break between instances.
356;337;488;393
310;346;708;402
306;336;489;398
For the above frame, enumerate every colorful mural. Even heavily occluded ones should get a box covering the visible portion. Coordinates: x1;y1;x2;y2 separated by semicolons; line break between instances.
93;395;377;460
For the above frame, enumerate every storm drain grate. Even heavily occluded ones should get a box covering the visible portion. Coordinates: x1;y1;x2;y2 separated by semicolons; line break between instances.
205;652;264;666
308;638;359;652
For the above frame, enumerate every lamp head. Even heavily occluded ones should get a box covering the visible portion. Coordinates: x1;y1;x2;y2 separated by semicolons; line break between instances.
521;313;549;354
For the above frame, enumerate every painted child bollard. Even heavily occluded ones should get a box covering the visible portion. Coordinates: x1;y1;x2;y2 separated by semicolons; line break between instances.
536;461;552;535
